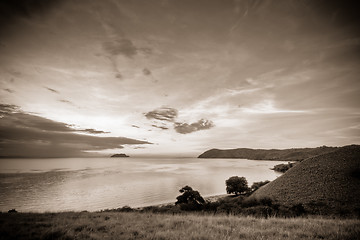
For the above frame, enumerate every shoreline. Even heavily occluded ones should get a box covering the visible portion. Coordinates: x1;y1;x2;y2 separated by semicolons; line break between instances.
138;193;230;209
2;194;231;214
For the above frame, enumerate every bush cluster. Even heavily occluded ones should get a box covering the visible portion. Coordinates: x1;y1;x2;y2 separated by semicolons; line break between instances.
129;196;307;218
213;197;306;218
272;162;297;173
106;176;356;218
111;181;308;218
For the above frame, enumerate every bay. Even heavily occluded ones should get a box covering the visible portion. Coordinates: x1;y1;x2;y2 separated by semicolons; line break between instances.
0;157;284;212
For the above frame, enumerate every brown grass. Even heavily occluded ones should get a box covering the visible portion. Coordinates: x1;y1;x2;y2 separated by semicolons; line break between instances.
1;212;359;240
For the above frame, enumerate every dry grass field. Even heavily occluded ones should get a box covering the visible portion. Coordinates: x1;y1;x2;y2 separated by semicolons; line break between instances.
1;212;359;240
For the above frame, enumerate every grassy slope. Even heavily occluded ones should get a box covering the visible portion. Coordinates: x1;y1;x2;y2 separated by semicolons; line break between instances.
1;212;359;240
252;145;360;212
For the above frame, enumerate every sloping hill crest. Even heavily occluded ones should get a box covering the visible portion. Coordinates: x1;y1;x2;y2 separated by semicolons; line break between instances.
252;145;360;212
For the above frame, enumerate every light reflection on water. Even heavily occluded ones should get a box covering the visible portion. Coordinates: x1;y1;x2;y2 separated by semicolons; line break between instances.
0;157;283;212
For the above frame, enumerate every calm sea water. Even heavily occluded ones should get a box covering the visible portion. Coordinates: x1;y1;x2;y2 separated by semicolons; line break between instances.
0;157;284;212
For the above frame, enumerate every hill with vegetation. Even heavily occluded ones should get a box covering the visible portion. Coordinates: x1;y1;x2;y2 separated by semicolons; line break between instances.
252;145;360;214
198;146;337;161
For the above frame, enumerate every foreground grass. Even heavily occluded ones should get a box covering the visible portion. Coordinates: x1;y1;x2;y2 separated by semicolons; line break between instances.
1;212;359;240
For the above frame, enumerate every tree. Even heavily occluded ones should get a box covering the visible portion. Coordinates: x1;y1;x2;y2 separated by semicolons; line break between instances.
225;176;249;195
175;185;205;210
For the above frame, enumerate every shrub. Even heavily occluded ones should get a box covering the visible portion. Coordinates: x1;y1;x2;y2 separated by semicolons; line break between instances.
272;162;296;173
141;205;181;214
290;204;306;216
203;201;220;213
241;206;274;218
175;186;205;211
117;206;134;212
250;180;270;192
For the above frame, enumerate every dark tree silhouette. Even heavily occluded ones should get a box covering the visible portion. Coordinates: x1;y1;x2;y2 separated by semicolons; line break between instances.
175;185;205;210
225;176;249;195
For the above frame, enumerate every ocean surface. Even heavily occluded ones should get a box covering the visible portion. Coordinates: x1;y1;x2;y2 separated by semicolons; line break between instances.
0;157;284;212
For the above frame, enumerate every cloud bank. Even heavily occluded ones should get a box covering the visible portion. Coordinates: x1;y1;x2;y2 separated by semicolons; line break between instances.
0;104;150;157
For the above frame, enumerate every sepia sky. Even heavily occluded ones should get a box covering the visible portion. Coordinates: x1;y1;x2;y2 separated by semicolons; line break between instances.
0;0;359;157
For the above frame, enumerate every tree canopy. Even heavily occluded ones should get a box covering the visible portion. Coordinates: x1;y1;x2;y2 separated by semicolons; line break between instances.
226;176;249;195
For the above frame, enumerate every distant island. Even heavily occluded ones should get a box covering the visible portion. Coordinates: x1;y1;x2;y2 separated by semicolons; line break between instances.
110;153;129;158
198;146;337;161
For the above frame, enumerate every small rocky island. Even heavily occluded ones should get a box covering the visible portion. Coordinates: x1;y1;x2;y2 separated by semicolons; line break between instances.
110;153;129;158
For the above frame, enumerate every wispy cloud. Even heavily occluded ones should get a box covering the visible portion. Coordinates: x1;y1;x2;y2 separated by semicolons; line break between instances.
77;128;110;134
101;37;152;79
103;38;138;58
44;87;59;94
7;69;22;77
58;99;75;107
151;124;169;130
3;88;14;93
102;37;152;59
240;100;308;114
